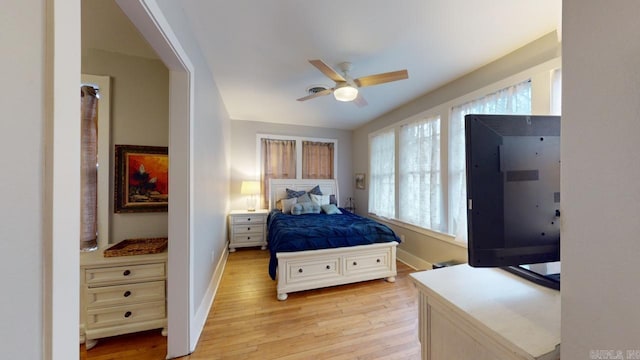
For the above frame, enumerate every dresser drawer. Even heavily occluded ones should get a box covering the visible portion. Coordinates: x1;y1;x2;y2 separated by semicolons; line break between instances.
231;214;266;225
86;300;166;329
85;263;165;286
85;280;165;308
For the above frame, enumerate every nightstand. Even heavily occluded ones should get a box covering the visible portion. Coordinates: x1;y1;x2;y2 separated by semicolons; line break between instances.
228;209;268;252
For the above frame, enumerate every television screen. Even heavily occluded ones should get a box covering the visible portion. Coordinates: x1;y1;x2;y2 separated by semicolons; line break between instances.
465;114;560;289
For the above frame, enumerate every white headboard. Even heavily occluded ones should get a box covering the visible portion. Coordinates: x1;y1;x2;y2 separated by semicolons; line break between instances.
268;179;339;210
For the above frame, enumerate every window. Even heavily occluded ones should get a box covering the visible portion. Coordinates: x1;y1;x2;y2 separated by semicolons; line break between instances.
399;116;442;230
302;141;334;179
368;130;395;218
258;135;337;207
260;138;296;206
368;80;533;240
449;80;532;242
80;85;99;251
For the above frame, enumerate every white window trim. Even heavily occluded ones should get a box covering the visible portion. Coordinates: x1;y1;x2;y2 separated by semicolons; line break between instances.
255;133;338;180
366;57;561;242
368;214;466;249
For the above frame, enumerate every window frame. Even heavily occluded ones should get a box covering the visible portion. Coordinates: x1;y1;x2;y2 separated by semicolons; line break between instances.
255;133;338;180
366;58;561;246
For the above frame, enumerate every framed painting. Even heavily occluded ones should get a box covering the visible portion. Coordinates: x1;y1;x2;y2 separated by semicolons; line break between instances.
114;145;168;213
355;173;366;190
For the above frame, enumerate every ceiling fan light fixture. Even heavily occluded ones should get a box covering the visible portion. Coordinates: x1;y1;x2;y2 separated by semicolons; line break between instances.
333;84;358;102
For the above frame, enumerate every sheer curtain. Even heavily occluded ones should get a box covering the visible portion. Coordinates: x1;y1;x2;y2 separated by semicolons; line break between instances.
302;141;334;179
399;116;442;230
80;86;99;251
450;80;532;242
368;130;395;218
261;138;296;207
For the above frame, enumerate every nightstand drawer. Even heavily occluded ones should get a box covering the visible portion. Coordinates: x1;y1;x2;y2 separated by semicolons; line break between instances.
233;224;264;234
86;300;166;329
86;281;165;308
231;214;266;225
85;263;165;286
232;233;264;244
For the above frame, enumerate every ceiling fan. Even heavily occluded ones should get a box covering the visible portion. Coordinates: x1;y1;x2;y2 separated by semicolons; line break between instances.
297;59;408;107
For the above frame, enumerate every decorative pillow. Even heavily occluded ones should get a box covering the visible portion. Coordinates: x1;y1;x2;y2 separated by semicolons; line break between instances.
308;185;323;196
310;193;331;206
280;197;297;214
286;188;306;199
321;204;342;215
329;194;337;205
296;193;312;203
291;202;321;215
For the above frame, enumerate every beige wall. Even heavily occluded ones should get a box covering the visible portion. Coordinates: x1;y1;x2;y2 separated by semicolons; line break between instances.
352;32;561;268
82;48;169;244
562;0;640;357
2;1;50;358
230;120;353;210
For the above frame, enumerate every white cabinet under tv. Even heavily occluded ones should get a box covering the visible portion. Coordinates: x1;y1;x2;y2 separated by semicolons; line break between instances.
410;264;560;360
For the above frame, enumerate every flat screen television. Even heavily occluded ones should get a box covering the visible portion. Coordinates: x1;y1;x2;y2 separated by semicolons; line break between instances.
465;114;561;290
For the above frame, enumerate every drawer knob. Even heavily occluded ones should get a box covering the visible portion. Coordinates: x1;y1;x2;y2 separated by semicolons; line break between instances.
124;311;132;318
247;218;251;221
247;227;251;231
326;265;331;270
123;291;131;298
377;259;381;263
298;268;303;273
123;270;131;276
353;261;358;266
247;236;251;240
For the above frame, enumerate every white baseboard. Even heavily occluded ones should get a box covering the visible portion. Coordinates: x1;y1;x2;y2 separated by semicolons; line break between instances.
397;247;433;271
190;246;229;351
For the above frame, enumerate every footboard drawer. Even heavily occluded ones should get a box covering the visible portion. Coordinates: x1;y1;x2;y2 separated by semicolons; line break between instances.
275;242;398;301
344;249;391;275
285;256;341;283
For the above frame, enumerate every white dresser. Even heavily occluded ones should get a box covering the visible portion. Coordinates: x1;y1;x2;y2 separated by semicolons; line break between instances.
80;250;167;349
410;265;560;360
228;209;268;251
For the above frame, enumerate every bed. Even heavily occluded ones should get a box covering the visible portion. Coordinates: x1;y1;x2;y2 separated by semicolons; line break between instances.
268;179;399;300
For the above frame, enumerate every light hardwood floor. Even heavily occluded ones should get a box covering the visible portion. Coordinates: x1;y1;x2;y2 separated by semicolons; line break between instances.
81;249;421;360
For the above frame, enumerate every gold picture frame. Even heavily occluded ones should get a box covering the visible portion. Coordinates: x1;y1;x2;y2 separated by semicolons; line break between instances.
114;145;168;213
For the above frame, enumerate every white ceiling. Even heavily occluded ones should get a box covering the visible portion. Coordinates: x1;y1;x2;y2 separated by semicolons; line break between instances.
87;1;561;130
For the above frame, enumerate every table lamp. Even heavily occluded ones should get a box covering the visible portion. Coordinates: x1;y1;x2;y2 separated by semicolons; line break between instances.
240;180;260;211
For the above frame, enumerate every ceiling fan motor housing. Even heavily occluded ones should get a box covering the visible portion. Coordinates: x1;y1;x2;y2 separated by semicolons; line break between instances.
306;85;329;95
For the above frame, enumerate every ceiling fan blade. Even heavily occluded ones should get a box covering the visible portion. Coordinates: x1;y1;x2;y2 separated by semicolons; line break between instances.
353;94;368;107
309;59;346;82
354;69;408;88
296;88;333;102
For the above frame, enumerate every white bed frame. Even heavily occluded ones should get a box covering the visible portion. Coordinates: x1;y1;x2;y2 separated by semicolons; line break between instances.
269;179;398;301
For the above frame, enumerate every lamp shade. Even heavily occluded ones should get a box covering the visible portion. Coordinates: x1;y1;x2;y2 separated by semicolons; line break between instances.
333;84;358;102
240;180;260;195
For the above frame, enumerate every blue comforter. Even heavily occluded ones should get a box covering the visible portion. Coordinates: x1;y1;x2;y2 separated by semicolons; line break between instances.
267;209;400;279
